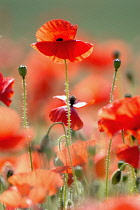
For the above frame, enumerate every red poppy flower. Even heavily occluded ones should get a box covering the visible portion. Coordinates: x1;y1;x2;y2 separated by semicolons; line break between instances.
49;95;94;131
31;19;93;63
57;140;96;167
116;144;140;169
8;169;63;196
0;106;33;151
102;196;140;210
0;186;46;208
0;72;14;106
98;96;140;137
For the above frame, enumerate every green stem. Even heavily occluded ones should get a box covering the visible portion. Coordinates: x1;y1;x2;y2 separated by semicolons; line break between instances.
64;59;71;145
64;60;80;198
46;122;67;137
105;139;113;199
105;67;119;198
110;69;118;103
120;163;137;194
121;129;125;144
22;78;33;171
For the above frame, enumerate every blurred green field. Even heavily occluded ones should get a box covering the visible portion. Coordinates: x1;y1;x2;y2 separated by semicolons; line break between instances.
1;0;140;44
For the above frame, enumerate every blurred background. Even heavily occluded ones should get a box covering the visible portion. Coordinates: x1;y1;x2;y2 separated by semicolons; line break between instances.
1;0;140;136
1;0;140;42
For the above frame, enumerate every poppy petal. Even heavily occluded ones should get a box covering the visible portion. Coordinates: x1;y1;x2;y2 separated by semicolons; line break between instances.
9;169;63;196
53;95;66;103
0;73;14;106
98;96;140;136
36;19;78;42
0;189;21;208
57;140;96;166
116;144;139;168
49;106;83;130
73;99;95;109
31;40;93;63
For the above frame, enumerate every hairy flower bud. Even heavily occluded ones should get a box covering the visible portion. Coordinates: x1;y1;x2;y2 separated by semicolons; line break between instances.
111;169;122;185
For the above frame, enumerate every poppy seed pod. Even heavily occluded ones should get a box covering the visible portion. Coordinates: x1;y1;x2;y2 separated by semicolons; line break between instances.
18;65;27;78
111;169;122;185
114;58;121;70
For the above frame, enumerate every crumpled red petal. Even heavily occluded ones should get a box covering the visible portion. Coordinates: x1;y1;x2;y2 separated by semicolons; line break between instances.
31;40;93;63
49;106;83;130
36;19;78;42
116;144;139;169
0;73;14;106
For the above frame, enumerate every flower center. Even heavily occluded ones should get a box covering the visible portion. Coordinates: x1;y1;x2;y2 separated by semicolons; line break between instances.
56;38;63;41
69;95;76;107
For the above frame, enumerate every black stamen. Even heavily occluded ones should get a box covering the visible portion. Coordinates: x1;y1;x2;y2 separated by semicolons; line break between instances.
56;38;63;41
69;95;76;107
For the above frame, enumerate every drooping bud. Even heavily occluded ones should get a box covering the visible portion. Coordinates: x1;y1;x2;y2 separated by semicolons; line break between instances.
111;169;122;185
114;59;121;70
18;65;27;79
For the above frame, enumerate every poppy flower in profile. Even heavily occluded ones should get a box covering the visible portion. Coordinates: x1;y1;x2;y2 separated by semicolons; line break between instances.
8;169;63;196
0;169;63;208
0;72;14;106
98;96;140;137
116;144;140;169
57;140;96;167
0;186;46;209
49;95;94;131
31;19;93;63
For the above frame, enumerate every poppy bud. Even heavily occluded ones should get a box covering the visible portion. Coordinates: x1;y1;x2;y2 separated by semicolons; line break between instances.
75;166;83;179
118;160;125;170
136;177;140;189
54;157;64;166
7;169;14;179
111;169;122;185
113;50;120;59
40;134;50;152
18;65;27;78
124;93;132;98
126;71;134;83
114;59;121;70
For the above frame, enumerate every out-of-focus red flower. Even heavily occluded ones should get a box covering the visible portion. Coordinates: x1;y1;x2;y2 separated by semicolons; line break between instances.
82;39;132;71
72;74;111;105
9;169;63;196
0;169;64;208
0;72;14;106
0;185;46;208
74;196;140;210
49;95;94;131
57;140;96;167
31;19;93;63
25;51;80;118
98;96;140;137
116;144;139;169
0;38;24;70
102;196;140;210
0;106;32;151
